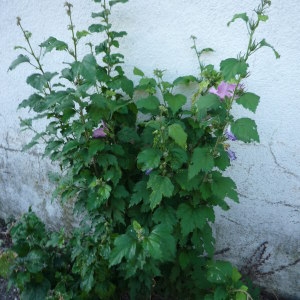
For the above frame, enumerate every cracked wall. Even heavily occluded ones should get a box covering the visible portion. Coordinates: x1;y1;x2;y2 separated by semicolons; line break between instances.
0;0;299;298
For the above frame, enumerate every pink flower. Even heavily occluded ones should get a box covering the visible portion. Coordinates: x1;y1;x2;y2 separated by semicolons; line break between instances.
209;81;237;100
92;121;107;138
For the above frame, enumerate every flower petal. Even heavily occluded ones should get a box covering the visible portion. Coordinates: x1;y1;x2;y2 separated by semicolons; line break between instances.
225;125;237;141
92;127;106;138
226;149;237;161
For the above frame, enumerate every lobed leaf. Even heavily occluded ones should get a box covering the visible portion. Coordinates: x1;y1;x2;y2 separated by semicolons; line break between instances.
109;234;137;266
231;118;260;143
206;260;233;284
147;175;174;209
88;24;111;33
164;93;187;114
220;58;248;81
40;37;68;53
211;171;239;203
236;92;260;113
177;203;215;236
188;147;214;179
137;148;162;171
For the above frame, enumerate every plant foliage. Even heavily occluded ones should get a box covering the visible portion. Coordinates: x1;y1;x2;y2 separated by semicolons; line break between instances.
6;0;278;299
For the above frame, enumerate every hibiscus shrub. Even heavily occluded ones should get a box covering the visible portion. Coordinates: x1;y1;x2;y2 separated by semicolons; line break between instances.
7;0;278;299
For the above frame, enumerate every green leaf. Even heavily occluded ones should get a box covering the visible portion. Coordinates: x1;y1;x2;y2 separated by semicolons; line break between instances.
62;140;79;154
211;171;238;203
120;77;134;97
196;94;220;117
164;93;187;114
235;286;249;300
177;203;215;236
98;184;112;202
147;224;176;260
81;271;94;292
22;140;38;151
26;74;45;91
43;72;58;82
202;223;215;257
232;267;242;282
173;75;197;86
153;205;177;229
137;148;162;171
88;24;110;33
130;180;149;207
214;147;230;171
109;31;127;38
207;260;233;284
188;147;214;179
109;0;128;6
258;39;280;59
179;251;190;270
220;58;248;81
91;10;108;18
175;169;203;192
44;140;63;157
21;279;51;300
136;77;157;92
136;95;160;114
213;286;227;300
18;93;44;111
8;54;30;71
231;118;260;143
142;235;162;260
147;175;174;209
236;293;247;300
168;123;187;149
199;48;214;55
80;54;97;82
40;36;68;53
109;234;137;266
227;13;249;26
76;30;90;40
26;250;46;273
169;147;188;170
117;126;140;143
236;92;260;113
133;66;144;77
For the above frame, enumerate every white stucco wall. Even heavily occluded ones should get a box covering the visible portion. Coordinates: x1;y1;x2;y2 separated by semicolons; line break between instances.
0;0;299;298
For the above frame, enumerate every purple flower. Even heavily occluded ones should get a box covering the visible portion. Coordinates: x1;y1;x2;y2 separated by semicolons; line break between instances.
224;125;237;141
226;149;237;161
209;81;237;100
92;121;107;138
145;168;153;175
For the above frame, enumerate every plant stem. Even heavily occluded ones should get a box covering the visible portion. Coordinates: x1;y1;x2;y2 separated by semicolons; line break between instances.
18;23;52;93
